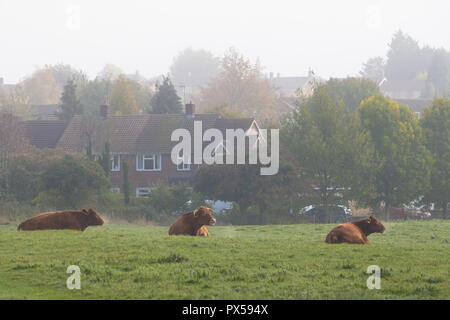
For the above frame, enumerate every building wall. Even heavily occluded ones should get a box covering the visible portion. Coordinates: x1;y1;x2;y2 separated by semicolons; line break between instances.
109;153;199;195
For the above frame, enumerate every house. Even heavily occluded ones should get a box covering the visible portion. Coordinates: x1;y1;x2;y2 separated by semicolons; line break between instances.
270;69;323;97
25;103;260;197
380;79;426;99
29;104;60;120
22;120;69;149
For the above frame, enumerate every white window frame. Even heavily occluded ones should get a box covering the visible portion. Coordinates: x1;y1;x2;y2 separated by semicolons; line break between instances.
110;187;120;193
111;154;120;171
177;152;190;171
136;154;161;171
136;187;151;197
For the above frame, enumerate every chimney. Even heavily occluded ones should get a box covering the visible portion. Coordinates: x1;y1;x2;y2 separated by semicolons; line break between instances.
185;102;195;119
100;104;108;120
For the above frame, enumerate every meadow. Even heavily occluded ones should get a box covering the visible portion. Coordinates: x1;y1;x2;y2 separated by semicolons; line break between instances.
0;220;448;299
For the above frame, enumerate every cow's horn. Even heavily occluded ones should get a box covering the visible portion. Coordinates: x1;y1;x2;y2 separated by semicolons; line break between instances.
193;208;199;216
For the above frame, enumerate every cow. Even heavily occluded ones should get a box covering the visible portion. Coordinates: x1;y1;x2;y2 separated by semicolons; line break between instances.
325;215;385;244
17;208;104;231
168;206;216;236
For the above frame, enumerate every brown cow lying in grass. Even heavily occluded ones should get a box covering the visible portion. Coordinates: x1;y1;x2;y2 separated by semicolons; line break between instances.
168;206;216;236
17;208;104;231
325;215;385;244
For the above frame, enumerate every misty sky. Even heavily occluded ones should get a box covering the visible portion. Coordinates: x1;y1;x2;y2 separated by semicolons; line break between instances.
1;0;449;83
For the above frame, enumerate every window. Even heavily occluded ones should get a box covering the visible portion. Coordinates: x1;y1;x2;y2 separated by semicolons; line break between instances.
111;154;120;171
177;151;190;171
136;187;151;197
110;187;120;193
136;154;161;171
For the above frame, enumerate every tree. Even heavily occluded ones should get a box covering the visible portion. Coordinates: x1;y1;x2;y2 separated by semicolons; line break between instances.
37;154;108;208
325;77;381;112
360;57;385;83
193;161;298;224
97;141;111;177
170;48;220;87
122;160;130;206
356;95;432;218
420;99;450;218
0;85;31;118
385;30;425;81
57;79;83;120
21;64;87;105
0;113;29;197
427;49;450;97
149;75;182;114
22;67;61;104
282;85;354;222
78;77;113;115
97;64;124;81
110;75;139;115
198;48;278;121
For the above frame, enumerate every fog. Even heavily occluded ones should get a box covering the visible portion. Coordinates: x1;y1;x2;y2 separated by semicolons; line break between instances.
1;0;449;82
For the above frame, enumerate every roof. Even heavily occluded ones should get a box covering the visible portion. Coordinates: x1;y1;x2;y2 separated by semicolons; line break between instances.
56;113;257;154
23;120;69;149
270;76;309;96
380;79;426;93
29;104;60;120
393;98;432;113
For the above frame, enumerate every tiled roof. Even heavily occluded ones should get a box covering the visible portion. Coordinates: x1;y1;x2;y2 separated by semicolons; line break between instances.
23;120;69;149
56;113;255;154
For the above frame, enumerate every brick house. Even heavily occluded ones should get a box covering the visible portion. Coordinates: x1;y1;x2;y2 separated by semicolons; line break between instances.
46;104;261;197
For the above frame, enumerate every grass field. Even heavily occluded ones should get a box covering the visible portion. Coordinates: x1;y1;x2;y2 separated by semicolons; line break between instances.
0;220;448;299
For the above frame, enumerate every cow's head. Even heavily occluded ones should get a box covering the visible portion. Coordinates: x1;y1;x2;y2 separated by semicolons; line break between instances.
193;206;216;226
82;208;104;226
366;215;385;234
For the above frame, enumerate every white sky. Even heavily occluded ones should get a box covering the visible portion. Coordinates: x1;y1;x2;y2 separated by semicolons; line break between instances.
1;0;449;83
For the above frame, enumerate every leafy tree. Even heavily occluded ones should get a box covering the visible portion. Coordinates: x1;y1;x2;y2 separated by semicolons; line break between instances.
356;95;432;218
170;48;220;87
325;77;380;112
385;30;424;81
37;154;108;208
282;85;354;222
193;161;298;224
0;113;30;197
198;48;278;121
420;99;450;218
427;49;450;97
97;64;124;81
0;85;31;118
149;75;182;114
122;160;130;206
57;79;84;120
22;68;61;104
97;141;111;177
78;78;113;115
110;75;139;115
360;57;385;83
3;148;61;202
21;64;87;105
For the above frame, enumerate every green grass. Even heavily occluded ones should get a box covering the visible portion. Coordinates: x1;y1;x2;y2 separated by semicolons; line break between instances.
0;221;448;299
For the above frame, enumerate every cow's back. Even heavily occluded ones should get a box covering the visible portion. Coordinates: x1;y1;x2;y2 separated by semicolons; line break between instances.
325;223;368;244
168;213;196;235
18;211;85;231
